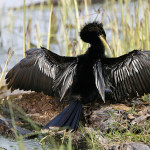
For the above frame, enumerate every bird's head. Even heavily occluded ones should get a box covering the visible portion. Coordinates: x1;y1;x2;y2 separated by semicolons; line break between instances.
80;22;111;50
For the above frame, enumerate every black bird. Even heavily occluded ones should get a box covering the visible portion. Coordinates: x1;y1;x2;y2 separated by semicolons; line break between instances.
5;22;150;131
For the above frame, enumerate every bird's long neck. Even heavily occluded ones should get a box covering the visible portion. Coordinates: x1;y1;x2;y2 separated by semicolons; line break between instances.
85;42;105;60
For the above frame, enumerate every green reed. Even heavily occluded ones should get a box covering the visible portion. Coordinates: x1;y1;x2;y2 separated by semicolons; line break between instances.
0;49;13;89
23;0;26;57
47;4;53;49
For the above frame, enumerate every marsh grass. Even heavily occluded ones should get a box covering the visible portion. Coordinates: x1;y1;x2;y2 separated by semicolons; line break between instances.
80;119;150;149
0;48;13;89
23;0;26;57
0;0;150;149
47;3;53;49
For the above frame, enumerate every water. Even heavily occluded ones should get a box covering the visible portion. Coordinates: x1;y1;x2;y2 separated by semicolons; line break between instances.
0;0;145;70
0;136;42;150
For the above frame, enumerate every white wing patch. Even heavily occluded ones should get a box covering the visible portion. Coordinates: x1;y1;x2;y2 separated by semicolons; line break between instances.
93;61;105;102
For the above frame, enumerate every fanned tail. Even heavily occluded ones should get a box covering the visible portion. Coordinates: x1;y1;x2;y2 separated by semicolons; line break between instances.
43;101;82;131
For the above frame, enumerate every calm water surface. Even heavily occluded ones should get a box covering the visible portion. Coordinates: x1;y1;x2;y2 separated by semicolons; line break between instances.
0;135;42;150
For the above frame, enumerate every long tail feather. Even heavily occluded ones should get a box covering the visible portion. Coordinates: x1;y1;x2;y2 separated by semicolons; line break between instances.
43;101;82;131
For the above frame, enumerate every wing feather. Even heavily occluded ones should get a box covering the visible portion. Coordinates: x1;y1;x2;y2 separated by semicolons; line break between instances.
5;47;77;100
102;50;150;101
53;61;77;101
93;61;105;102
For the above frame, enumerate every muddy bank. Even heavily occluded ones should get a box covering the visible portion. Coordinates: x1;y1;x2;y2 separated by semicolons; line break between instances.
0;84;150;149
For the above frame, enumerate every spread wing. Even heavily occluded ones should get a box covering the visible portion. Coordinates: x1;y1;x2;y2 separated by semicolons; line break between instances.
5;47;77;100
100;50;150;101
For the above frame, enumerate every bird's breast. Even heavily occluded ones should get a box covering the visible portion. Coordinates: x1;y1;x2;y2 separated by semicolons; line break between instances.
70;58;98;103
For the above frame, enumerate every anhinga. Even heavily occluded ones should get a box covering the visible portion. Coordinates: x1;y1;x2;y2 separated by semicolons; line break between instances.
5;22;150;131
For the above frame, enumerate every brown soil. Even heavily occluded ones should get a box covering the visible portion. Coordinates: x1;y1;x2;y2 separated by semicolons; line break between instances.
13;92;69;125
0;84;71;126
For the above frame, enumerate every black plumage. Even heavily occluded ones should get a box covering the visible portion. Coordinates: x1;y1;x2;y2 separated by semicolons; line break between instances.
5;22;150;131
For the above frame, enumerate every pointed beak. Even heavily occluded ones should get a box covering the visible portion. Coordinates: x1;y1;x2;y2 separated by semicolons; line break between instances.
99;35;112;52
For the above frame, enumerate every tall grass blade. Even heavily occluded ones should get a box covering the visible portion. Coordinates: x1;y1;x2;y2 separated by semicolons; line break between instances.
47;4;53;49
0;49;13;88
23;0;26;57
